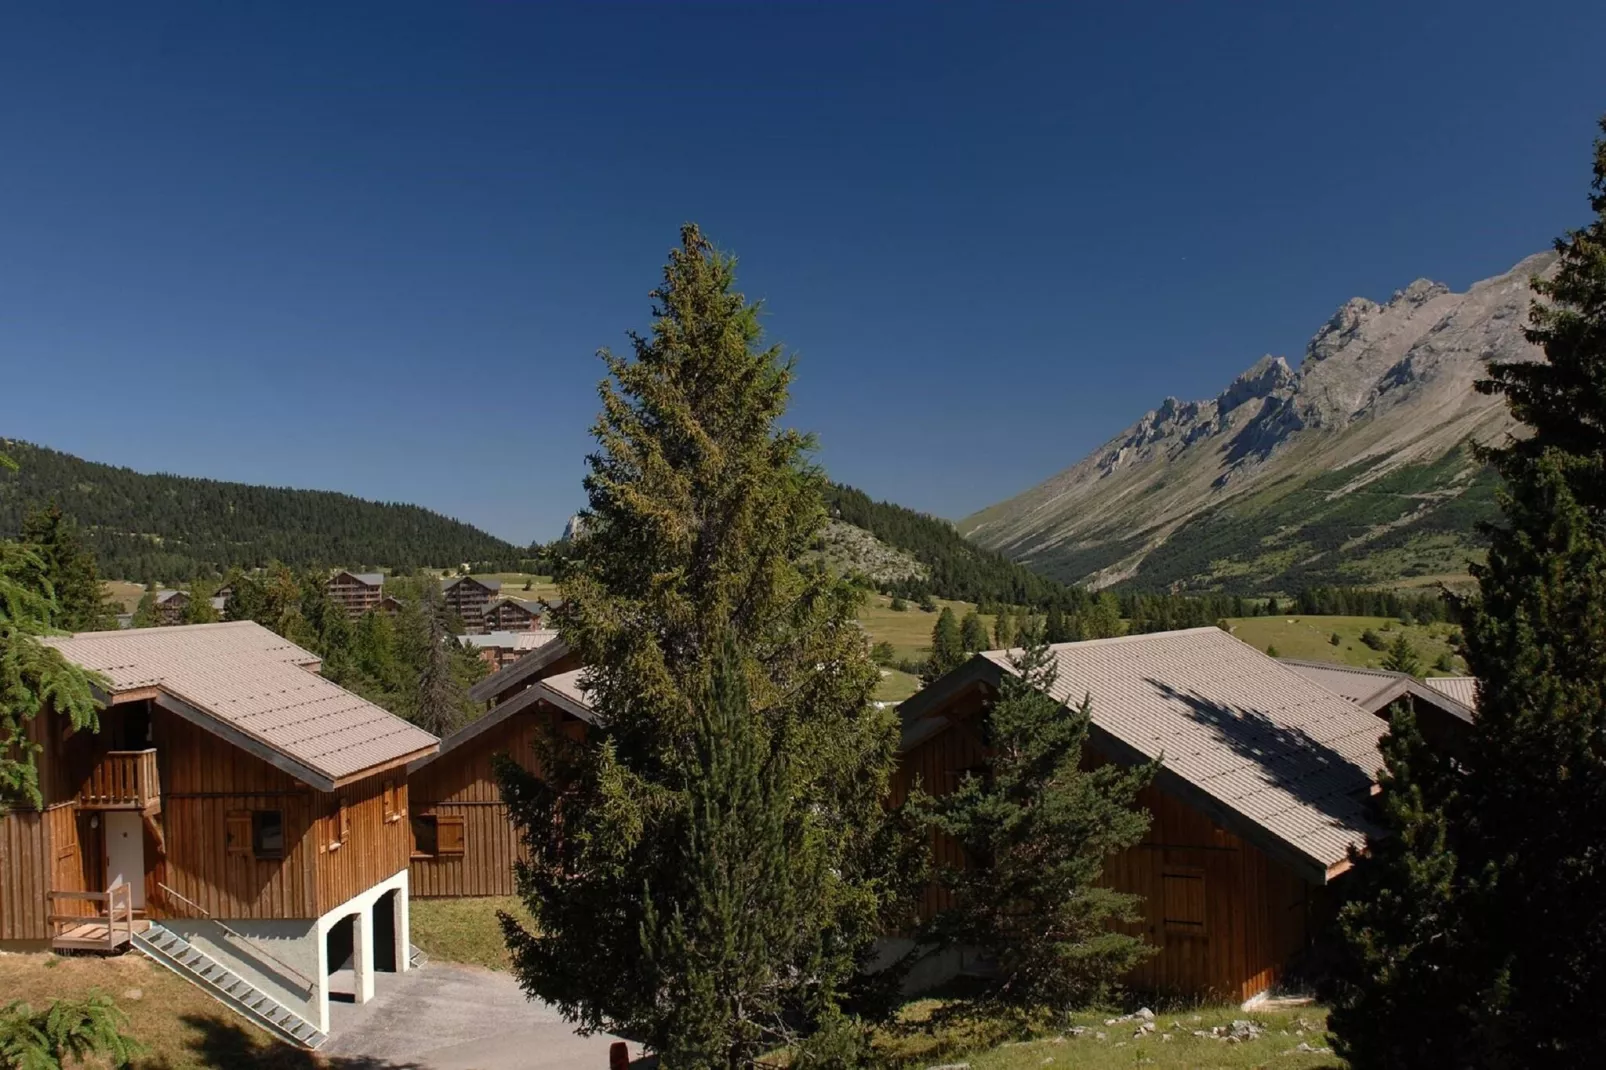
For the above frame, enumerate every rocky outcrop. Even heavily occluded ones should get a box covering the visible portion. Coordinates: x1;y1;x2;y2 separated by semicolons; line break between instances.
961;251;1559;592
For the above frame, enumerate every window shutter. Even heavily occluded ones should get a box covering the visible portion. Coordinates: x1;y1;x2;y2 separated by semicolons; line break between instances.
382;780;396;821
337;799;350;844
1162;868;1207;934
226;811;253;856
436;815;466;857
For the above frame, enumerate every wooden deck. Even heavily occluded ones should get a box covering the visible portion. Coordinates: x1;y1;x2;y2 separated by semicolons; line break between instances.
52;916;150;952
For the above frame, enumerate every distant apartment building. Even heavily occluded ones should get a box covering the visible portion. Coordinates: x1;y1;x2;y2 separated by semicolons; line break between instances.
483;598;546;632
441;577;500;633
327;571;385;617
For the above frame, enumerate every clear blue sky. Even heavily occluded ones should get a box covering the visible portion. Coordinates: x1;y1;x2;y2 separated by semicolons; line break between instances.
4;1;1603;544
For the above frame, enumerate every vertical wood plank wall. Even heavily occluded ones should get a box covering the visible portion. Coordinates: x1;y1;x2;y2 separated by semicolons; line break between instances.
890;683;1314;1002
0;811;47;941
314;772;412;916
409;704;585;898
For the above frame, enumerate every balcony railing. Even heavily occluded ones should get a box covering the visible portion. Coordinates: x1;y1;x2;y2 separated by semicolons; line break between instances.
79;749;160;811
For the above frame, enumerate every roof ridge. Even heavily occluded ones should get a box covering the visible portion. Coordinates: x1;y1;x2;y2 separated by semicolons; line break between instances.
66;619;257;639
982;626;1224;658
1277;657;1408;681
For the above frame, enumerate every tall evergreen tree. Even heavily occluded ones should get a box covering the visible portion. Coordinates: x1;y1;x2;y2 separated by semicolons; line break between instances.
1043;602;1071;643
497;226;904;1058
959;608;989;654
911;628;1154;1012
19;504;116;632
404;580;477;737
180;578;220;625
1333;117;1606;1068
1;453;102;811
992;606;1014;649
638;640;832;1068
926;605;964;679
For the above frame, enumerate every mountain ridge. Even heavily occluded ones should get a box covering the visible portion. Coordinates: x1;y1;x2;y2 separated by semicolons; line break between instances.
0;439;526;582
961;251;1556;594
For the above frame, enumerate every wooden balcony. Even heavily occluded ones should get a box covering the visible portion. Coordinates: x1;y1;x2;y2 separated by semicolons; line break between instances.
79;749;160;812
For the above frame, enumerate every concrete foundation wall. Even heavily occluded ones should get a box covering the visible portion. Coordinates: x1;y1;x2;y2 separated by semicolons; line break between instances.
870;937;991;996
162;917;322;1027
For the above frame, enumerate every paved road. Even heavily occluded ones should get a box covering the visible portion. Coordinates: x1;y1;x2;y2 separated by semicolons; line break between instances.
322;962;641;1069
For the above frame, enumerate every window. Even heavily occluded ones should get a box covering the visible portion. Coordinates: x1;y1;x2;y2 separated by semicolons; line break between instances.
1162;867;1206;935
410;812;466;859
251;810;285;859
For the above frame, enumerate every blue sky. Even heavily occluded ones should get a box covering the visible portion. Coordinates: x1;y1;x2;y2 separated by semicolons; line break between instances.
3;1;1603;544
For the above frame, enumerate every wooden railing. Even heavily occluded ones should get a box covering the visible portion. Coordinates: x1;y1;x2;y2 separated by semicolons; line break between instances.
47;882;134;951
79;749;160;810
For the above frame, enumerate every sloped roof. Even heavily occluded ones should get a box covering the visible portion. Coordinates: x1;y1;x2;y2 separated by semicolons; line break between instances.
421;666;595;765
43;621;437;789
488;598;546;616
332;571;384;588
903;628;1388;883
1279;659;1475;723
1276;659;1409;709
468;635;571;703
443;576;501;593
1423;675;1479;708
459;629;559;651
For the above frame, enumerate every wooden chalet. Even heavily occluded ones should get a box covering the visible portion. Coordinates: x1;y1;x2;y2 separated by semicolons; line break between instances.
1;622;439;1046
458;628;559;671
376;595;404;616
408;638;583;898
327;571;385;617
154;590;188;626
441;577;500;633
897;628;1388;1002
1279;659;1475;757
483;598;547;632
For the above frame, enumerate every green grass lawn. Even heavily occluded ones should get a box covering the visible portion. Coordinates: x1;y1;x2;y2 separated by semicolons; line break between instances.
1225;615;1467;675
409;895;530;971
857;593;994;663
876;1000;1341;1069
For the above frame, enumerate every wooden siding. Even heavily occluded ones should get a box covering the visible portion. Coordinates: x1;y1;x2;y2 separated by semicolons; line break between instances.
328;573;383;617
891;682;1315;1002
443;580;495;633
0;811;47;941
409;704;585;898
314;772;412;915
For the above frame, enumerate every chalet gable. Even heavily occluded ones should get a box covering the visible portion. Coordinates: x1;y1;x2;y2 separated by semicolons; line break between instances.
42;621;438;791
900;628;1389;886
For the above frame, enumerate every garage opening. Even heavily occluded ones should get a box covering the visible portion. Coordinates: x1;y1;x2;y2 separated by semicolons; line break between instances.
373;890;399;972
326;914;356;1003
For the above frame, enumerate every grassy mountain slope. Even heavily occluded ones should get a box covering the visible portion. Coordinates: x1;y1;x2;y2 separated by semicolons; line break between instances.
962;252;1553;594
0;439;523;582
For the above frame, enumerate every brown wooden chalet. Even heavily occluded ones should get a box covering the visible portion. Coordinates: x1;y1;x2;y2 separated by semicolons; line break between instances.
0;622;438;1047
1278;659;1475;758
326;571;385;617
897;628;1388;1002
483;597;547;632
441;576;500;633
407;638;583;898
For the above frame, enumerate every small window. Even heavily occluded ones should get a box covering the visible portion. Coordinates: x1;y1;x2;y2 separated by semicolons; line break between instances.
410;812;465;859
411;814;438;859
1162;868;1206;935
251;810;285;859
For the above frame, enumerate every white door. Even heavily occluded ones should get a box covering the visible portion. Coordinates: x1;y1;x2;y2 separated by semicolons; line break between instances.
103;812;145;909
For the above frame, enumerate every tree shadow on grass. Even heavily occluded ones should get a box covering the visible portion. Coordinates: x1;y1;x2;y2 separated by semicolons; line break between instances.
135;1013;428;1070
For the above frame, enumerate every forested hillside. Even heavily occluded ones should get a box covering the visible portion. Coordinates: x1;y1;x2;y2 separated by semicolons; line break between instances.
0;439;525;582
823;483;1076;607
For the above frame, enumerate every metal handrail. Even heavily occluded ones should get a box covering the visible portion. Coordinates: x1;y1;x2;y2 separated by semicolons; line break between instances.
155;882;315;993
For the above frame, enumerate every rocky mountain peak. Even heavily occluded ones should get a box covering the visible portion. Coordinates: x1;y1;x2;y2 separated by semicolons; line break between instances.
1217;355;1294;414
1305;297;1382;364
1389;278;1451;308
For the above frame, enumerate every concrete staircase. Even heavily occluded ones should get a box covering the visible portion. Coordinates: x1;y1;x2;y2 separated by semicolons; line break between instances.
133;923;326;1049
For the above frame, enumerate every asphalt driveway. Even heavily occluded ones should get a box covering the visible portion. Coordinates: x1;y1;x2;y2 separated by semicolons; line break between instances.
322;962;641;1069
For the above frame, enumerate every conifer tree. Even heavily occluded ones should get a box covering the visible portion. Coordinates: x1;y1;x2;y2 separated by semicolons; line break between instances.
19;504;116;632
130;582;159;629
498;226;904;1056
959;608;989;654
1043;602;1070;643
1;453;102;811
180;578;220;625
911;628;1154;1011
1333;117;1606;1067
926;605;964;679
405;580;476;737
992;606;1014;649
1380;633;1420;675
639;640;830;1067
